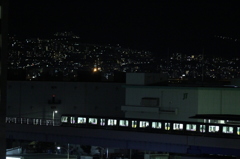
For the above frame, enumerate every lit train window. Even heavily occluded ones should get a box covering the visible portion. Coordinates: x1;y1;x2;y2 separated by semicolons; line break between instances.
165;123;170;130
6;117;10;123
222;126;233;134
238;127;240;135
15;118;19;123
33;119;39;125
100;118;105;126
89;118;98;125
139;121;149;128
70;117;75;124
61;116;68;123
200;125;206;133
77;117;86;124
152;122;161;129
186;124;196;131
173;123;183;130
209;125;219;133
108;119;117;126
132;120;137;128
218;120;225;124
119;120;129;127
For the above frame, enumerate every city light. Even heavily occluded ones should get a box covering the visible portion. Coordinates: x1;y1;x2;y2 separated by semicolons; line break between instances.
7;31;240;82
57;144;70;159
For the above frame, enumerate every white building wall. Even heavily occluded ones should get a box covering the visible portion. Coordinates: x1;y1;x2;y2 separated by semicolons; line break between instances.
159;88;198;121
198;88;240;115
221;89;240;114
7;81;125;119
125;87;160;106
124;86;199;121
125;69;240;122
125;86;240;121
197;89;222;114
7;80;240;122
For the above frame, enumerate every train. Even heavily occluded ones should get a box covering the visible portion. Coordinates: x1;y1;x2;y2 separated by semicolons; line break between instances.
6;114;240;138
60;114;240;138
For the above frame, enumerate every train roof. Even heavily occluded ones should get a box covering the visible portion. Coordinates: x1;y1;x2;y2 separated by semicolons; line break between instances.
189;114;240;121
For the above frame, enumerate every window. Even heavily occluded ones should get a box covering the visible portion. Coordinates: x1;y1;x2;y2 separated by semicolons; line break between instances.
70;117;75;124
209;125;219;133
33;119;39;125
61;116;68;123
165;122;170;130
139;121;149;128
89;118;98;125
100;118;105;126
77;117;86;124
152;122;161;129
173;123;183;130
132;120;137;128
186;124;196;131
238;127;240;135
222;126;233;134
119;120;129;127
200;125;206;133
108;119;117;126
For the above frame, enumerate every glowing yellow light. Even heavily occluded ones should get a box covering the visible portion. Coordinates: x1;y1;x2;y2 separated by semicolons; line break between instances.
93;68;97;72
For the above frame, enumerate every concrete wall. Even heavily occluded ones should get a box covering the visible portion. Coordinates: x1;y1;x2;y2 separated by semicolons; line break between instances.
7;81;125;119
7;80;240;122
125;85;240;121
198;88;240;115
126;73;168;85
197;89;222;114
221;89;240;114
124;86;199;121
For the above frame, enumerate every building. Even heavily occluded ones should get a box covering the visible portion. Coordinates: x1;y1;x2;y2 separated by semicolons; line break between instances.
6;81;126;119
5;73;240;159
6;73;240;125
122;73;240;123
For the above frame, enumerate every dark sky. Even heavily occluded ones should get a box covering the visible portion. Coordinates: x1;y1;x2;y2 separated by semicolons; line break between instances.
8;0;240;56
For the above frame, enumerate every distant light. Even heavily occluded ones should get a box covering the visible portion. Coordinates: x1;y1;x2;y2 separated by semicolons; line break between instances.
93;68;97;72
57;146;61;150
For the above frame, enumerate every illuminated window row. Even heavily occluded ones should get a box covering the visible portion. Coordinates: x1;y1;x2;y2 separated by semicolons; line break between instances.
60;115;240;136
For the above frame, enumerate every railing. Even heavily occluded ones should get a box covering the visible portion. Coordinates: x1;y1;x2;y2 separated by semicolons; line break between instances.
5;117;61;126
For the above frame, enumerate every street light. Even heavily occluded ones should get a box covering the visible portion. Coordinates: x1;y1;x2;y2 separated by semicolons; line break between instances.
52;110;58;126
57;144;69;159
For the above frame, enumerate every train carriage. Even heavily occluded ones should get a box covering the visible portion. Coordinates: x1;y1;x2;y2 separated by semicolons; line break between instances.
59;114;240;138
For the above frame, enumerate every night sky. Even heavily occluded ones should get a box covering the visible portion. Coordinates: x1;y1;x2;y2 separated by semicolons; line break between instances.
9;0;240;56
